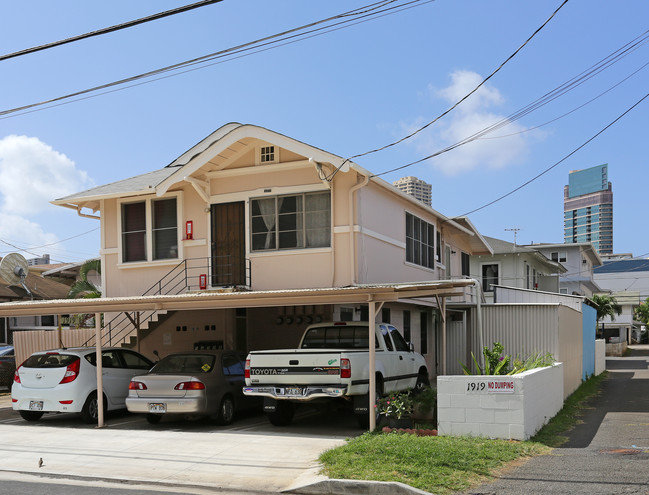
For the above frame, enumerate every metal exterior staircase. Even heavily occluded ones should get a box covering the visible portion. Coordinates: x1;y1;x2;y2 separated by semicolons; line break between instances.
82;256;251;348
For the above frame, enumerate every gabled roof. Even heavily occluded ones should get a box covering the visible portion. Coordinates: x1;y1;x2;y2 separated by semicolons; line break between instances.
52;167;180;212
50;122;488;251
523;242;602;267
481;236;567;273
451;217;494;256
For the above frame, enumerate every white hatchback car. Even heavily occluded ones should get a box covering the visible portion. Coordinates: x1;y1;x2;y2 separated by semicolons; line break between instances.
12;347;153;423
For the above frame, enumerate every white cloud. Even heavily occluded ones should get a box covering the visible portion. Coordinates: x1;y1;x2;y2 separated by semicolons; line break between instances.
0;135;94;251
0;135;91;215
404;70;533;176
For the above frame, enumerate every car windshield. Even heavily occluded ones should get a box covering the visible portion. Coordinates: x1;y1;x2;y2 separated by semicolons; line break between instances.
22;353;78;368
0;347;13;356
150;354;216;374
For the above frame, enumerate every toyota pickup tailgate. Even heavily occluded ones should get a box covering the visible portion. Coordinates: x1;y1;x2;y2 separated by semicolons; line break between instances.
246;350;345;385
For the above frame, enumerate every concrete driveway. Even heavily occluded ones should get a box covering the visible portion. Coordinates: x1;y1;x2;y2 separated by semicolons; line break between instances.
0;395;358;494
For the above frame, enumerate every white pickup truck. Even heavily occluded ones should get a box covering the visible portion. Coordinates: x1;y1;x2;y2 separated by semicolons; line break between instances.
243;321;428;426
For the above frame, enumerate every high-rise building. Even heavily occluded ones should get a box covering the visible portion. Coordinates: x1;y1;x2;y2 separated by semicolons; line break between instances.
393;176;432;206
563;164;613;255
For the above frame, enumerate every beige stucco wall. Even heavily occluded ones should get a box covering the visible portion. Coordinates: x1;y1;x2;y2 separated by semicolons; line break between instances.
137;309;234;360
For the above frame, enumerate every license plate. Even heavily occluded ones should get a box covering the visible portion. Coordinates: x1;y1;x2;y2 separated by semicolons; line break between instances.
29;401;43;411
148;403;166;413
285;387;303;396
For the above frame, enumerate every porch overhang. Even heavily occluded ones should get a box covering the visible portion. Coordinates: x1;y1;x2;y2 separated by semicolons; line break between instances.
0;280;474;317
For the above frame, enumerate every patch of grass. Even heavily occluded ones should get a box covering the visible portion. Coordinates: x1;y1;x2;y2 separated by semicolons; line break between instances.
321;373;609;494
531;371;608;447
319;433;549;495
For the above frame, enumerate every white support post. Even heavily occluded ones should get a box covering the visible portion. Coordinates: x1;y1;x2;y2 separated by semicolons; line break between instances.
368;300;376;431
95;313;105;428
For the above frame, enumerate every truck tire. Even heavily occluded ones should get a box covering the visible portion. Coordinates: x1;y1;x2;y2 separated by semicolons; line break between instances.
414;369;430;391
267;400;295;426
356;375;384;429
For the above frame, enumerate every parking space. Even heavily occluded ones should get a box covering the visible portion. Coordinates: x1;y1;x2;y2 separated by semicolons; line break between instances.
0;392;363;437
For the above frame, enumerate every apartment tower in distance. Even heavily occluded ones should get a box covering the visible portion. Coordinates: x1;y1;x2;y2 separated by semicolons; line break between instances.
393;176;432;206
564;164;613;255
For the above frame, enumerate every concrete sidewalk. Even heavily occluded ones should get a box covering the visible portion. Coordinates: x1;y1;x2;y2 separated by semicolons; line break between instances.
0;392;350;494
464;345;649;494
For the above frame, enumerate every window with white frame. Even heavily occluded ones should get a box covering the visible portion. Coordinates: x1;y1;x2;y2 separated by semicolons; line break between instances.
121;197;179;263
405;212;435;269
481;263;499;292
250;191;330;251
551;251;567;263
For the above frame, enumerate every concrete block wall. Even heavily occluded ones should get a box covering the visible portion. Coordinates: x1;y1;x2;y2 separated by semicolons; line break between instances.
437;363;564;440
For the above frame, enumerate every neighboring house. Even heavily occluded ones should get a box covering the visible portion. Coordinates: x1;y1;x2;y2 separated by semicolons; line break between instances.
524;242;602;297
0;256;71;344
470;236;566;303
594;256;649;343
51;123;493;373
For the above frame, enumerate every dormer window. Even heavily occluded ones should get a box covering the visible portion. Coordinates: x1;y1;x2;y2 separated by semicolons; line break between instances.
259;145;277;164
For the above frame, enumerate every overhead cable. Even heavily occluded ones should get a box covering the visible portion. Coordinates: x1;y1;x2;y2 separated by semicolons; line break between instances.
371;29;649;178
322;0;570;181
0;0;427;119
0;0;226;62
458;92;649;217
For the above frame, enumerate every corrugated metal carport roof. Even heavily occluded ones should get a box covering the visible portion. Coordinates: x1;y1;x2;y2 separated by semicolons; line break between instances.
0;280;475;316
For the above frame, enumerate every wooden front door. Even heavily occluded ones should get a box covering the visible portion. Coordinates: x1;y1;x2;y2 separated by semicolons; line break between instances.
210;202;246;286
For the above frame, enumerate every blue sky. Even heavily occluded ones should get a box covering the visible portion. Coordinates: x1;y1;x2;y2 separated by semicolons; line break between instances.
1;0;647;264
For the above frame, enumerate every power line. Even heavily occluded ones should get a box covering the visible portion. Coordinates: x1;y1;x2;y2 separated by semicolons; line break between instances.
0;0;225;62
368;28;649;179
320;0;570;182
458;92;649;217
0;0;427;119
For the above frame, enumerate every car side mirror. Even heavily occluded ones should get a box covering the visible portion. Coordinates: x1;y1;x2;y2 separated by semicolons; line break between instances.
409;342;415;353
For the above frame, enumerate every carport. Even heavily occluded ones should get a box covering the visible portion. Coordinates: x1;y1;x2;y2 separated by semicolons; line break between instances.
0;279;480;430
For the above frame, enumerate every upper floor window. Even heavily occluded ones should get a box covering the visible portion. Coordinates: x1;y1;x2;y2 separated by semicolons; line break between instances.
482;263;499;292
121;197;179;263
551;251;567;263
405;212;435;269
251;191;330;251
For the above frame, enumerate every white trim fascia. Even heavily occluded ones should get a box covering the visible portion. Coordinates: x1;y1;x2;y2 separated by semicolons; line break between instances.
184;238;207;247
249;247;332;258
204;160;313;179
182;177;210;203
352;225;405;249
156;125;350;196
100;247;118;255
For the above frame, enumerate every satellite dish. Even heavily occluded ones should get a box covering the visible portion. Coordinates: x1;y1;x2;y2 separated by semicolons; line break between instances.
0;252;32;297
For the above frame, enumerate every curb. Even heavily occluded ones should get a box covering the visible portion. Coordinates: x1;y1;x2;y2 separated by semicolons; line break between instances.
285;479;432;495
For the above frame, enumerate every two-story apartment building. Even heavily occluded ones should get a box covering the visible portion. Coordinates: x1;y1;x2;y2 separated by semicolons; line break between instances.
470;236;566;303
524;242;602;297
50;123;492;373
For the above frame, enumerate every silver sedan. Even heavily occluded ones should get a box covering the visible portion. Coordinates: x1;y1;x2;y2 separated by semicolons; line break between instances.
126;351;257;425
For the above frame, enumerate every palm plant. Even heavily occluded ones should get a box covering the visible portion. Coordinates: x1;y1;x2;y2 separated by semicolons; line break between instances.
591;293;622;339
67;259;101;328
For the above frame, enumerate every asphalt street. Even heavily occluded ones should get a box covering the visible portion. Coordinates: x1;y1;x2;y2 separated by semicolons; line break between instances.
463;346;649;495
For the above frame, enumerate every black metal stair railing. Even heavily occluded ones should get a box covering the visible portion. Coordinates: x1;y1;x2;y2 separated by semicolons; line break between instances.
81;256;251;347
